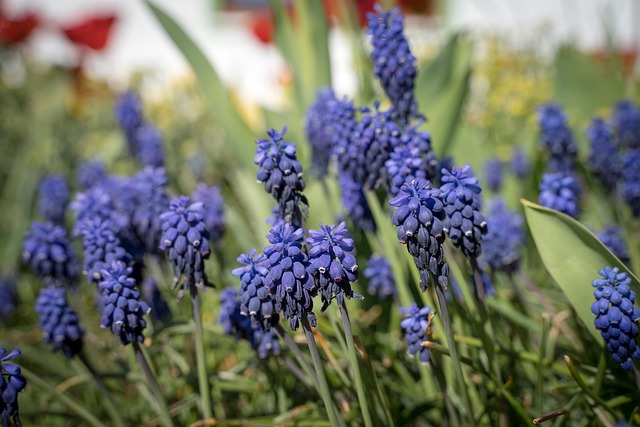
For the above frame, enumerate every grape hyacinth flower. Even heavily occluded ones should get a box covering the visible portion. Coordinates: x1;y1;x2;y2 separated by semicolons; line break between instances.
192;183;225;245
130;167;169;254
597;226;630;265
35;286;84;358
98;261;150;345
440;165;488;259
363;254;396;300
304;87;338;179
0;347;26;427
586;118;621;190
255;127;308;225
591;266;640;370
232;249;275;330
80;218;132;283
367;7;418;124
390;178;448;291
263;224;317;331
22;222;80;287
537;103;578;172
76;160;108;191
134;122;164;168
159;196;211;300
484;157;503;192
307;222;362;311
479;198;525;274
538;172;580;218
611;99;640;149
115;90;143;138
621;149;640;217
400;304;431;364
511;147;530;179
0;277;17;322
141;278;171;323
338;172;376;232
37;175;70;225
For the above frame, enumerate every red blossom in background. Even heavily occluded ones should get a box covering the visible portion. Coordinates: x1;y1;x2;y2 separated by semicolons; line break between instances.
323;0;375;26
0;11;39;45
61;13;116;51
249;10;273;44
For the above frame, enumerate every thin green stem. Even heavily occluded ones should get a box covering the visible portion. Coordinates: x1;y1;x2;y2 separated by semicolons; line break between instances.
301;317;343;427
339;304;373;427
435;284;474;423
78;351;126;427
536;313;550;413
429;353;459;427
132;342;174;427
275;323;319;390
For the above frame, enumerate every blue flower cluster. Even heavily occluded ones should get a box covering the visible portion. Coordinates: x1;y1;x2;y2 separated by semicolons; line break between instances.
141;278;171;323
76;160;108;191
480;198;525;274
192;183;225;245
511;147;530;179
366;6;418;124
612;100;640;149
79;218;132;283
591;267;640;371
597;226;630;265
98;261;151;345
363;254;396;300
484;157;503;192
440;165;488;259
307;222;362;310
0;347;26;427
22;222;79;287
390;178;448;291
255;127;308;225
263;224;317;331
233;249;275;330
0;277;17;322
538;172;580;218
35;286;84;358
400;304;431;364
37;175;70;225
621;149;640;217
133;123;164;168
159;196;211;300
536;103;578;172
130;167;170;254
338;172;376;232
305;88;338;179
586;118;621;190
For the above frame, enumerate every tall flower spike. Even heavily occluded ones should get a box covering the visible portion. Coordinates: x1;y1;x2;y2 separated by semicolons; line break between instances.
38;175;70;225
621;149;640;217
591;267;640;370
511;147;530;179
538;172;580;218
537;103;578;172
130;167;170;254
192;183;225;245
363;254;396;300
484;157;503;192
597;226;630;265
254;127;308;225
263;224;317;331
0;347;27;427
479;198;525;274
134;122;165;168
304;87;338;179
439;165;488;259
232;249;276;330
586;118;621;190
98;261;151;345
76;160;108;191
80;218;132;283
159;196;211;301
389;178;448;291
115;90;143;138
35;286;84;358
329;96;358;160
611;99;640;149
367;6;418;124
338;172;376;232
400;304;431;364
307;222;363;311
22;222;80;287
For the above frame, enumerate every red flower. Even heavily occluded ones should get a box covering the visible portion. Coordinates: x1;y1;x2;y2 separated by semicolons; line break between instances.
0;11;38;45
62;14;116;51
249;10;273;44
323;0;375;26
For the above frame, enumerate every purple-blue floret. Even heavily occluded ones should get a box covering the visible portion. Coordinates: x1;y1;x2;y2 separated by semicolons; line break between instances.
479;198;524;274
0;347;27;427
363;254;396;300
586;117;621;190
192;183;225;245
537;103;578;172
304;87;338;179
597;226;630;265
37;175;70;225
35;286;84;358
538;172;580;218
484;157;503;192
611;99;640;149
22;222;79;287
400;303;431;364
232;249;276;330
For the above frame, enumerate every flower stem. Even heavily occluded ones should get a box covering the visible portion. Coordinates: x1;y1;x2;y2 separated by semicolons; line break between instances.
132;341;174;427
189;285;217;422
435;283;473;422
301;316;343;427
78;350;126;427
275;323;319;390
339;304;374;427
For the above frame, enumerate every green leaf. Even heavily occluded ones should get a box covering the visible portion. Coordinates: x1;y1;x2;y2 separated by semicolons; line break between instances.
144;1;257;169
521;199;640;343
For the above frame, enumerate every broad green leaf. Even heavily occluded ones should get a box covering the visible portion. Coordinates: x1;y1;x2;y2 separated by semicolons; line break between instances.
144;1;257;169
521;199;640;343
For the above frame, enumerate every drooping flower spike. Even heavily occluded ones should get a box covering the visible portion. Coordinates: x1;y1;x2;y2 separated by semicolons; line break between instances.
35;286;84;358
232;249;276;330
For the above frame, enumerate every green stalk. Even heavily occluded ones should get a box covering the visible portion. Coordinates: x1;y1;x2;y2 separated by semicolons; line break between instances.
435;284;474;422
536;313;550;413
301;317;343;427
338;304;373;427
275;323;319;390
132;342;174;427
78;351;126;427
189;285;219;421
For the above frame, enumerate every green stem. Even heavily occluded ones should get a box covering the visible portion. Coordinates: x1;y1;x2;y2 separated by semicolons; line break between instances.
78;351;126;427
435;284;474;422
190;286;217;421
301;317;343;427
132;342;174;427
429;354;459;427
339;304;374;427
536;313;550;414
275;323;319;390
